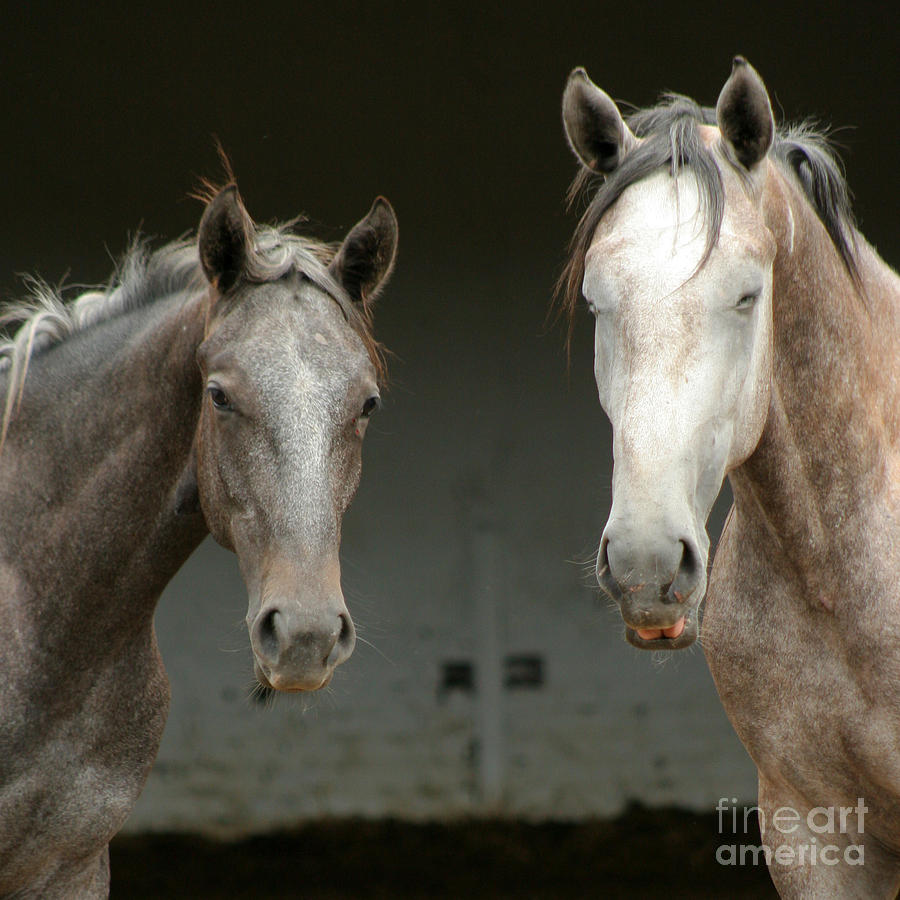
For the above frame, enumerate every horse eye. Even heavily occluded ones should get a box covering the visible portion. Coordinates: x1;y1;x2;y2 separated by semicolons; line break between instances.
736;291;760;310
207;385;232;411
361;395;381;417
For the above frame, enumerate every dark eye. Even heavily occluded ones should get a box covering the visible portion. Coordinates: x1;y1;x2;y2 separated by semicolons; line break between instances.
207;384;232;411
736;290;760;310
361;395;381;417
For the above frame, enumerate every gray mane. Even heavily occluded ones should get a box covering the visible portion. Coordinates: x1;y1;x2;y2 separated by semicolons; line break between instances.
771;121;860;281
0;224;381;446
558;94;861;343
0;241;202;374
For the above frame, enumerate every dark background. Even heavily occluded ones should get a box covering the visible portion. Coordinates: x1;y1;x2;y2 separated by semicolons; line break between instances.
3;3;895;898
3;2;897;350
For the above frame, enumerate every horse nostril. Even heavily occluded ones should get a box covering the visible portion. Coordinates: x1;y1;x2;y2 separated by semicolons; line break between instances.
338;612;352;644
596;536;610;579
256;608;281;661
679;539;701;582
668;539;703;603
326;612;356;667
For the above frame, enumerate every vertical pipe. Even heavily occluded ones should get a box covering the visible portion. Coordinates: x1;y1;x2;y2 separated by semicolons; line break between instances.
472;505;503;810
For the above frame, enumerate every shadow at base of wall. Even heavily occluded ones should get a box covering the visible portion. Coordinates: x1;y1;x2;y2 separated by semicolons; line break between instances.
110;803;776;898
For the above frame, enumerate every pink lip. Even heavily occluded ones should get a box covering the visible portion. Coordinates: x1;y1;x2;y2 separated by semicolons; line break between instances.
635;617;686;641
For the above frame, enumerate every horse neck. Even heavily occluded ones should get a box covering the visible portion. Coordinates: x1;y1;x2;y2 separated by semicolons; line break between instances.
0;289;210;648
728;166;900;601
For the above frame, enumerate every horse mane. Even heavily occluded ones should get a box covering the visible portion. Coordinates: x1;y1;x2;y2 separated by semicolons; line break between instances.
556;94;862;351
0;214;386;448
771;121;860;283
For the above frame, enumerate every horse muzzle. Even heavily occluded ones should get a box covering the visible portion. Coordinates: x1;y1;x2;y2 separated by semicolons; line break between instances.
597;523;707;650
249;599;356;691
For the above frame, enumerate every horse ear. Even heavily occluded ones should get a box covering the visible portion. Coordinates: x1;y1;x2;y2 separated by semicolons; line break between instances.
198;185;250;293
562;67;636;173
329;197;398;307
716;57;775;171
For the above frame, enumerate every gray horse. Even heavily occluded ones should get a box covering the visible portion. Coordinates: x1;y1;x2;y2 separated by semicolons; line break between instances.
560;59;900;897
0;184;397;897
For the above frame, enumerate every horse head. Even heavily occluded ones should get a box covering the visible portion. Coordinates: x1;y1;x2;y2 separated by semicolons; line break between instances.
561;59;777;648
188;186;397;688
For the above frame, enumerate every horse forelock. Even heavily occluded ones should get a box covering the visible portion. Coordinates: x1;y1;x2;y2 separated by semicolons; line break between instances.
556;96;725;355
556;94;862;354
192;172;384;379
244;227;386;384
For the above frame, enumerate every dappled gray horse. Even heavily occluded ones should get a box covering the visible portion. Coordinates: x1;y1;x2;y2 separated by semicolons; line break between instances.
0;184;397;897
560;59;900;897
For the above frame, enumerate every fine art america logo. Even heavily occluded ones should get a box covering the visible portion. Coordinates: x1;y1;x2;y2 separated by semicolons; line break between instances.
716;798;867;867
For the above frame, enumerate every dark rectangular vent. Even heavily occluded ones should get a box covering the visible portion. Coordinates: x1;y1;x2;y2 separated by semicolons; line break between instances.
504;654;544;688
440;660;474;693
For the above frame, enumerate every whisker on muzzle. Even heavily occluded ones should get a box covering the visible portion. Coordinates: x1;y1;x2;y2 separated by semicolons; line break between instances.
246;678;277;710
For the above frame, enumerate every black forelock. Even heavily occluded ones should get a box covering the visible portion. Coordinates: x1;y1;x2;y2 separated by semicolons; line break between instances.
556;94;861;353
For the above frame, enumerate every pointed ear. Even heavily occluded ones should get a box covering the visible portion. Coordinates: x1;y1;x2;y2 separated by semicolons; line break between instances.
716;56;775;171
198;185;251;293
329;197;398;307
562;67;636;173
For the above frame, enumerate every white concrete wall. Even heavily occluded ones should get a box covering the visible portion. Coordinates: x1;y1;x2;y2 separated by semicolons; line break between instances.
125;298;758;835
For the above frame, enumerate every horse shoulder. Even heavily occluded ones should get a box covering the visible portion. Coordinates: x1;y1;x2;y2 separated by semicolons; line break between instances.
0;574;169;897
706;500;900;846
